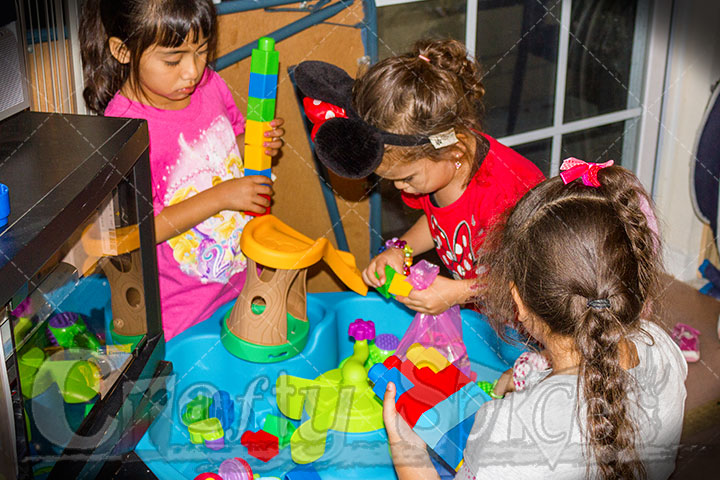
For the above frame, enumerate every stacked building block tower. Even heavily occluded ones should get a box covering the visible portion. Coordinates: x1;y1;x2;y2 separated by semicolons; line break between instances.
244;36;279;216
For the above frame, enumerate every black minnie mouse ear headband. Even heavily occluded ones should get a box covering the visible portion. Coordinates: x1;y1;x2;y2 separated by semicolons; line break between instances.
293;60;458;178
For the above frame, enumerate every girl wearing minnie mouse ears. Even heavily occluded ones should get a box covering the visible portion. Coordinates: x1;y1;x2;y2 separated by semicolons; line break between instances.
295;39;544;314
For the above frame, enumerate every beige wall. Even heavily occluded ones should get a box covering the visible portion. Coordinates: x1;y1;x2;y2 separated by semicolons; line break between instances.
216;3;372;292
654;0;720;283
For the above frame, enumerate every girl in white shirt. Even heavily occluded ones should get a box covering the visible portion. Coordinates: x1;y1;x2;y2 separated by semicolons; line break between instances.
383;163;686;480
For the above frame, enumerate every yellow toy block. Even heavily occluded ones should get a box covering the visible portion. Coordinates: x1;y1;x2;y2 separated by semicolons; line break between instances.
244;144;271;171
387;273;413;297
245;119;272;146
406;343;450;373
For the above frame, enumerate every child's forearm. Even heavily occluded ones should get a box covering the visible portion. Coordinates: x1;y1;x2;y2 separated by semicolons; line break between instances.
390;442;441;480
401;215;435;255
457;277;481;305
154;189;223;243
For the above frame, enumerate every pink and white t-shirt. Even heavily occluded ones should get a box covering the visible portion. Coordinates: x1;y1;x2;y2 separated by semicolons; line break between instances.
105;69;249;340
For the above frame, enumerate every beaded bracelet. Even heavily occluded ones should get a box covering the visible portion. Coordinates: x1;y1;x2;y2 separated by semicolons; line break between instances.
378;237;414;275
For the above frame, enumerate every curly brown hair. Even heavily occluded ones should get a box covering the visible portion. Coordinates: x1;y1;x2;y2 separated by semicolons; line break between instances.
352;39;489;184
479;166;661;479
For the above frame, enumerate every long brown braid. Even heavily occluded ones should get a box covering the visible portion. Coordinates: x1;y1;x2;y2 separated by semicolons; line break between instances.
479;166;661;479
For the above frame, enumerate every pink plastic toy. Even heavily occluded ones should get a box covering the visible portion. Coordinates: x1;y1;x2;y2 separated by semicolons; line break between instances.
218;457;253;480
348;318;375;341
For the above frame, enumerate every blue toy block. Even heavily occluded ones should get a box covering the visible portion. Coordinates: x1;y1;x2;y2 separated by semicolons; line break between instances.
248;72;278;100
413;382;490;448
429;449;458;479
431;414;476;472
244;168;272;179
284;464;321;480
209;390;235;430
368;363;414;403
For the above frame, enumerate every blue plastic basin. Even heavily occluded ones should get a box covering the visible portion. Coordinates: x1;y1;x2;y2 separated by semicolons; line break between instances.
135;291;524;479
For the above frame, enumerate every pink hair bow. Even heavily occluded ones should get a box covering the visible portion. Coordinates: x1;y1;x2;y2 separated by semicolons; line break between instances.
559;157;614;187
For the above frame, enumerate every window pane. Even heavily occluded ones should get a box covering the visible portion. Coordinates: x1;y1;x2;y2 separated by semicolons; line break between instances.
561;121;628;165
477;0;560;137
377;0;466;60
514;139;552;177
565;0;640;122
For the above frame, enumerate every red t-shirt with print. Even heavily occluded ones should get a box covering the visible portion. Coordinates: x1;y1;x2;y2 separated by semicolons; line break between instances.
402;134;545;279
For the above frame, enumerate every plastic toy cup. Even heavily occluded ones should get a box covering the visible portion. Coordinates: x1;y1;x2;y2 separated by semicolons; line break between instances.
0;183;10;228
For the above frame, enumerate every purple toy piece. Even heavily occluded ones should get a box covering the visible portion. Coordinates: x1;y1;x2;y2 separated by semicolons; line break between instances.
205;437;225;451
375;333;399;351
218;457;253;480
348;318;375;341
48;312;78;328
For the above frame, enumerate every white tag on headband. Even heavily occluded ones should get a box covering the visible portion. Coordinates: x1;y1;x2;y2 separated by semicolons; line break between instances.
428;128;459;149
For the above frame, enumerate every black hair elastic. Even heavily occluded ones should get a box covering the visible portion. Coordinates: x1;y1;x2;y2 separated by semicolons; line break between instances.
587;299;611;310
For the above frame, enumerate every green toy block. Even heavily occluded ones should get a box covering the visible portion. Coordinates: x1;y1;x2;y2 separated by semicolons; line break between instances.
30;359;100;403
250;37;279;75
181;394;212;426
20;347;45;370
262;414;296;448
188;417;224;444
374;265;397;299
247;97;276;122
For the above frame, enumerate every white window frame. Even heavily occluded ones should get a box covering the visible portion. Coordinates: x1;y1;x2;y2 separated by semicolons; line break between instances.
375;0;672;191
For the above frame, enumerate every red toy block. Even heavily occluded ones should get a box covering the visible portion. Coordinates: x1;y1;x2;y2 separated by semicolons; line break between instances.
194;474;222;480
415;361;472;397
241;430;279;462
390;356;475;427
384;355;402;370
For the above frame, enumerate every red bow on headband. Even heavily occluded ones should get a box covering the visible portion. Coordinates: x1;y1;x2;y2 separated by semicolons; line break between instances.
559;157;614;187
302;97;348;140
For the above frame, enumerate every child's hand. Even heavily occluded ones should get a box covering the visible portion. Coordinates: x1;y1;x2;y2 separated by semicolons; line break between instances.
383;382;424;449
394;275;462;315
362;248;406;288
217;176;273;214
263;118;285;156
493;368;515;398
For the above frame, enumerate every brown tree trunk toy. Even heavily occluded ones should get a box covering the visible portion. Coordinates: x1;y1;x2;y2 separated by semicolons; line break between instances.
102;250;147;337
226;259;307;346
221;215;367;362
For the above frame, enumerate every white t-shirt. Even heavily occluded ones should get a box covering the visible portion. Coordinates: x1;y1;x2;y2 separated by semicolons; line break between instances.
457;321;687;480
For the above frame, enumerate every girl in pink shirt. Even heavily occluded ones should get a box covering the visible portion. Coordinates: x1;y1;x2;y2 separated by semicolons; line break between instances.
80;0;284;340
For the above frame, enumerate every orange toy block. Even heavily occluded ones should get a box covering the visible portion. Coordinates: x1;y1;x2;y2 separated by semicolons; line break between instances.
387;273;413;297
244;144;272;171
245;119;272;146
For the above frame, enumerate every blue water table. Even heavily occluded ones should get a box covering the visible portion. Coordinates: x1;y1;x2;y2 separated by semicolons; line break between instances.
133;216;523;480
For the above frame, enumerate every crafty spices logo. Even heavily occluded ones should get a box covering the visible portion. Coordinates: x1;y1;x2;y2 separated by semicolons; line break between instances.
130;374;399;469
459;344;679;472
